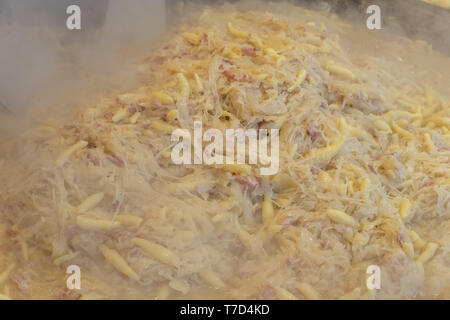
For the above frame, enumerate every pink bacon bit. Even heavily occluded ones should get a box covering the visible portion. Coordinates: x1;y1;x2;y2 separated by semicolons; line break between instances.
389;151;400;160
397;232;403;245
307;121;321;142
240;73;256;83
255;175;262;188
151;101;166;110
111;200;121;210
202;33;208;43
222;59;235;65
85;150;99;166
173;52;188;59
241;46;259;56
223;70;238;81
421;180;434;188
234;175;257;191
368;164;377;174
282;215;298;227
262;286;273;299
234;175;262;192
373;153;382;161
285;256;300;267
104;112;113;120
11;274;30;293
107;155;124;167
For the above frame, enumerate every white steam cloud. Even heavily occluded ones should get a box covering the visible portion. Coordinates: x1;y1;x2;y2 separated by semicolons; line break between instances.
0;0;166;115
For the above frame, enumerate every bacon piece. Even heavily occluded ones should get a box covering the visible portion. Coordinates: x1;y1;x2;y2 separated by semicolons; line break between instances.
241;46;258;56
223;59;235;65
151;101;166;110
397;232;403;245
307;121;321;142
173;52;188;59
234;175;261;192
11;274;30;293
234;175;257;191
111;200;121;210
421;180;434;188
223;70;238;81
241;73;256;83
286;256;300;266
282;215;298;226
85;150;99;166
104;112;113;120
262;286;273;299
107;155;124;167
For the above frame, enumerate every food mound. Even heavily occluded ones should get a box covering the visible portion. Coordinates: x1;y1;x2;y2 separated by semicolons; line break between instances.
0;4;449;299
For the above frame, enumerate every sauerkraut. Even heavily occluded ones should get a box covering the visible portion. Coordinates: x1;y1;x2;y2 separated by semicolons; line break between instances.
0;3;449;300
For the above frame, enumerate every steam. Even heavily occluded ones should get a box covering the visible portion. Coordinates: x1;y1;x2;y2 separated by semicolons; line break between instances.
0;0;166;122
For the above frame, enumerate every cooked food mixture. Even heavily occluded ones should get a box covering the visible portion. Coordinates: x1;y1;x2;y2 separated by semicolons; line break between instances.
0;3;449;300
